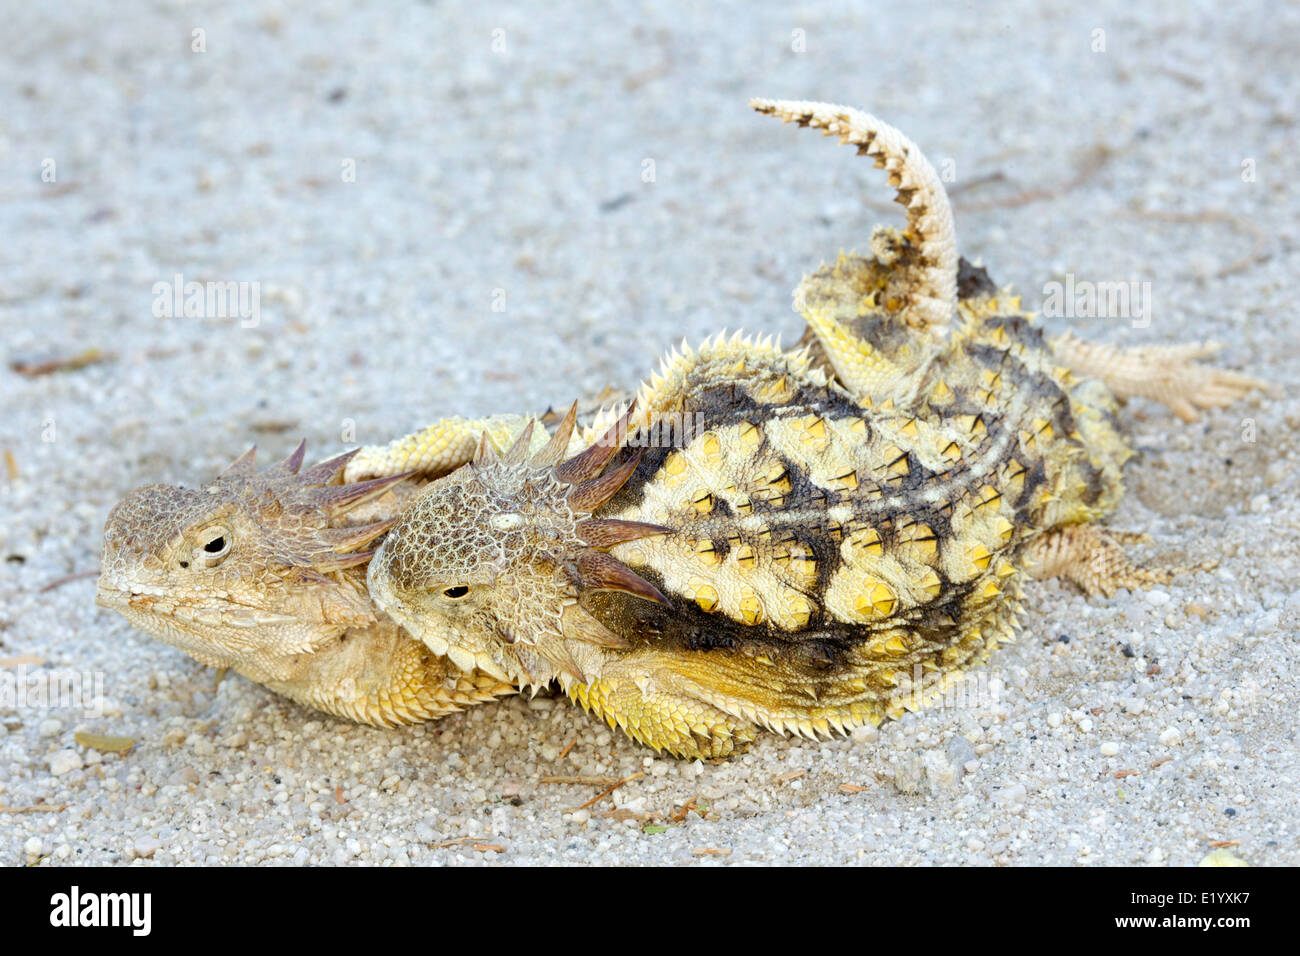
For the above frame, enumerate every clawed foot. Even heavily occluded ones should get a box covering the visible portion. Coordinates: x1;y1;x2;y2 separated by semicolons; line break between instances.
1055;333;1266;423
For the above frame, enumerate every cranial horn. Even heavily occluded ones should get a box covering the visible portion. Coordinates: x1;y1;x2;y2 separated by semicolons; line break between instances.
473;431;499;467
316;472;412;515
567;449;645;513
561;604;630;649
274;439;308;475
501;420;536;466
298;448;361;485
576;551;669;606
555;400;638;485
222;445;258;477
575;518;671;548
319;518;396;553
531;402;578;469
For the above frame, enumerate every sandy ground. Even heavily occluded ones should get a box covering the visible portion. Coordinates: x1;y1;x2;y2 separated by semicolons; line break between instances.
2;0;1297;866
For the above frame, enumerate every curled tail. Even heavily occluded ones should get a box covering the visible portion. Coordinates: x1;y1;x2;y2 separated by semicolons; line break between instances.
751;98;958;332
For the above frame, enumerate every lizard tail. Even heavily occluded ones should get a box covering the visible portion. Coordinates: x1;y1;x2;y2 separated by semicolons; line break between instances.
750;98;958;332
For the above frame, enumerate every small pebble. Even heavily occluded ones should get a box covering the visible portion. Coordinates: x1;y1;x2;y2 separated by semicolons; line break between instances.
851;724;879;743
48;750;83;776
1100;741;1120;757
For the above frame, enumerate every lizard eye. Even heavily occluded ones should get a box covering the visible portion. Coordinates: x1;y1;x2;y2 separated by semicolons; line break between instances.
441;586;471;599
193;527;232;569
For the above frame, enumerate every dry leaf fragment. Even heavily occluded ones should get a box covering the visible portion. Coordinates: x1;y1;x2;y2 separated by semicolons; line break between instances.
669;799;697;822
74;731;135;753
692;847;732;857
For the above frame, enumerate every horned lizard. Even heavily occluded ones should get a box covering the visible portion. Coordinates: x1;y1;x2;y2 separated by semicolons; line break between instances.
358;99;1264;759
95;440;522;726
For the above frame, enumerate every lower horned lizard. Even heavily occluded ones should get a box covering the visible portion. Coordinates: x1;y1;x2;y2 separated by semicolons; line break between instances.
96;442;518;726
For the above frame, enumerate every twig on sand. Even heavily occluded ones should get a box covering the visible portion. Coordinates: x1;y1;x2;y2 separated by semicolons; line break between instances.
575;772;646;810
957;144;1114;212
428;836;491;849
1121;208;1268;278
39;569;100;593
10;348;114;377
1;803;70;814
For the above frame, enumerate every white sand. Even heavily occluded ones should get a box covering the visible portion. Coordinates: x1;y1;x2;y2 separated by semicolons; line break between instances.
2;0;1297;865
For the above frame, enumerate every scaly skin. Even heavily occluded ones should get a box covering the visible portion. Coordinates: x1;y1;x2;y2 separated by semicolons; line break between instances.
364;99;1264;759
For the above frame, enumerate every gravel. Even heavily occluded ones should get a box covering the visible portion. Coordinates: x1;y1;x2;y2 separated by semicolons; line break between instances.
2;0;1297;865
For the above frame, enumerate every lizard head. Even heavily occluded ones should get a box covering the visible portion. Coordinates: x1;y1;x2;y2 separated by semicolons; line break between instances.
368;403;671;688
97;442;409;683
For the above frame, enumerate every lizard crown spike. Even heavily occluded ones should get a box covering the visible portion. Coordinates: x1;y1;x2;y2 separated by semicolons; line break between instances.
368;400;671;687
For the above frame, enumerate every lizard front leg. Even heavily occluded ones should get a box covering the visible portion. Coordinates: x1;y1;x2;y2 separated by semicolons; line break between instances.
567;673;756;760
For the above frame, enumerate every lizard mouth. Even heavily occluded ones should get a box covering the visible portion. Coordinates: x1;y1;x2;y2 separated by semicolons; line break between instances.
95;581;296;628
96;579;326;681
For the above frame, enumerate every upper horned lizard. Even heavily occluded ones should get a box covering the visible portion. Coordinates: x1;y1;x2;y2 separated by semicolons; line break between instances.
362;99;1263;759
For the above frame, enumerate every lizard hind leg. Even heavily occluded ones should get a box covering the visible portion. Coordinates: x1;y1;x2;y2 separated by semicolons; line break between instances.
1023;523;1216;598
1052;332;1266;423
